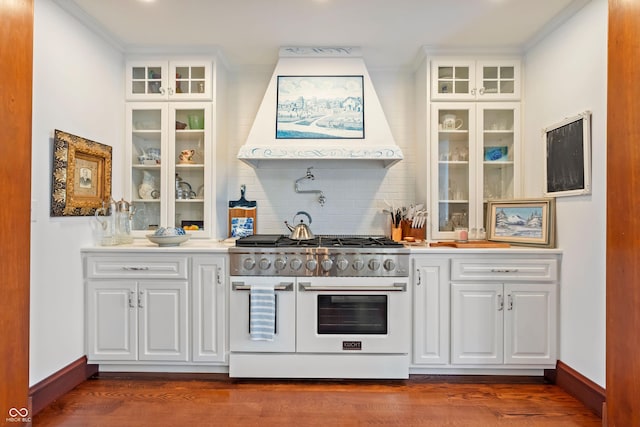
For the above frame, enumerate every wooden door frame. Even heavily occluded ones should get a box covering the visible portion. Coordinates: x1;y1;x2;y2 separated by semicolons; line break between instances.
606;0;640;425
0;0;33;420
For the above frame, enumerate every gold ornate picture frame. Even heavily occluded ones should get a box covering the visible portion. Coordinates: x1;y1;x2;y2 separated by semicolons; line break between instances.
51;129;112;216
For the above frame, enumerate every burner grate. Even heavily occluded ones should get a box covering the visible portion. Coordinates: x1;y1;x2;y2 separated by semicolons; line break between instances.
235;234;403;248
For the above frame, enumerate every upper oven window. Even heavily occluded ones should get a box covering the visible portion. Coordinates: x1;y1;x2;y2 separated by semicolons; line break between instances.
317;295;387;335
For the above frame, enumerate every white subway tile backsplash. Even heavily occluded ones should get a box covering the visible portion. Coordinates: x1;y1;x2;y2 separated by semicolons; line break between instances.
225;68;418;237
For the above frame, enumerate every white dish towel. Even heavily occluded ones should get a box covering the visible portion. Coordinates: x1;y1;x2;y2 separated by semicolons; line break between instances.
249;283;276;341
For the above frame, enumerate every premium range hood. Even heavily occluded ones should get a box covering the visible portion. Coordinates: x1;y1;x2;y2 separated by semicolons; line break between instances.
237;47;403;168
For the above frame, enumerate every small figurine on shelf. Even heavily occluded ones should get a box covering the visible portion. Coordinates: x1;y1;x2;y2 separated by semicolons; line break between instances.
179;149;195;164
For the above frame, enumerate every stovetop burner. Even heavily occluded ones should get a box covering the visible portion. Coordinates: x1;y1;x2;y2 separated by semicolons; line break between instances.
235;234;403;248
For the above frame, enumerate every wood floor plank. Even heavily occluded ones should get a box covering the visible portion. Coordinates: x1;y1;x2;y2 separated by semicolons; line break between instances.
33;375;601;427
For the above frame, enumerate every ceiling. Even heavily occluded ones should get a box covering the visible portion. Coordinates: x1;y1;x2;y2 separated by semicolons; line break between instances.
55;0;590;68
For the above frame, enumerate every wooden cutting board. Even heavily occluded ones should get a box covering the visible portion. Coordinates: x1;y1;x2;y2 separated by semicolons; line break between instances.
430;240;511;248
228;185;257;238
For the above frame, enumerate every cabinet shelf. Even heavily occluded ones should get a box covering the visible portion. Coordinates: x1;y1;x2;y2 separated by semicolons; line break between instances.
132;164;161;169
439;199;469;204
439;161;469;165
133;198;161;203
483;161;514;166
176;198;204;203
483;130;514;134
439;129;468;134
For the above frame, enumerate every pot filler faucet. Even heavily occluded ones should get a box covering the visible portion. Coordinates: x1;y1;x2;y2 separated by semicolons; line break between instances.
295;167;326;206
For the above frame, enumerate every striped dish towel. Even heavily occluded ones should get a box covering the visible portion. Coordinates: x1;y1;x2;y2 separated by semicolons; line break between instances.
249;283;275;341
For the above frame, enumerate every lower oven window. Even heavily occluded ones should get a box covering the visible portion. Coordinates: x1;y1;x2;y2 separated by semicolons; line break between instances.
317;295;387;335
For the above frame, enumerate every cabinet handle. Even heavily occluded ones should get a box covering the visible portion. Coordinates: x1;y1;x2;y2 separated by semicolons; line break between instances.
122;266;149;271
479;87;485;95
490;268;519;273
168;87;174;95
471;88;477;96
416;269;422;286
498;294;504;311
217;267;222;285
128;291;135;309
507;294;513;311
159;87;165;95
138;290;144;308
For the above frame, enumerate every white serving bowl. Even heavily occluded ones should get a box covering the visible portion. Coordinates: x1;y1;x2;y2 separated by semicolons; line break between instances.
146;234;191;247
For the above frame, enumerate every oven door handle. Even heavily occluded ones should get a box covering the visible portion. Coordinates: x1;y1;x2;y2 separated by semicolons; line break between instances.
298;282;407;292
231;281;294;291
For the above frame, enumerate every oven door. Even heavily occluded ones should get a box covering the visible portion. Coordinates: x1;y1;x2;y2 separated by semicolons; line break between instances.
296;277;410;354
229;276;296;352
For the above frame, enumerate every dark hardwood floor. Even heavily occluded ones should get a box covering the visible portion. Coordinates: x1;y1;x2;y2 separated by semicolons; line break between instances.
33;374;601;426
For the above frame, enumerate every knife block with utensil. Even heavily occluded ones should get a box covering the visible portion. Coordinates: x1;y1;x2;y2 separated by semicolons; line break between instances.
401;219;426;241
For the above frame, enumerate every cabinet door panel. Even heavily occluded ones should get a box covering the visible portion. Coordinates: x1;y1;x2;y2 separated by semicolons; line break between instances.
505;283;557;364
451;283;503;364
138;281;189;361
192;256;226;362
413;259;450;365
87;281;137;361
431;103;478;240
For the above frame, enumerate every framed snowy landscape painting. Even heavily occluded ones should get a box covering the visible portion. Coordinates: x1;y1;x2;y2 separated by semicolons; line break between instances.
486;199;556;248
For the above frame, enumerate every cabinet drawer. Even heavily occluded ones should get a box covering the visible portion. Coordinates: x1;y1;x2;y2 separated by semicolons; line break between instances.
451;258;558;282
86;255;188;279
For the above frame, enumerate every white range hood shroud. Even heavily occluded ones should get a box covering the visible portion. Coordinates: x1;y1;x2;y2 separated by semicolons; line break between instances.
237;47;403;168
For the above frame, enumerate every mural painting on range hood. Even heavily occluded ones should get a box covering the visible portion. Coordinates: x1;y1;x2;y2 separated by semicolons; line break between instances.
237;47;403;168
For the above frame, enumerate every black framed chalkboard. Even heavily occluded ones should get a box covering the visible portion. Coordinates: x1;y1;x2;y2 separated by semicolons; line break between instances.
543;111;592;197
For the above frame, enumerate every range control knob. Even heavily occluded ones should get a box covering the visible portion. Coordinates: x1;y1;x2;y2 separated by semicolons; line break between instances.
306;259;318;271
368;259;381;271
290;258;303;271
336;257;349;271
274;258;287;271
243;258;256;270
352;259;364;271
321;258;333;271
258;258;271;270
383;259;396;271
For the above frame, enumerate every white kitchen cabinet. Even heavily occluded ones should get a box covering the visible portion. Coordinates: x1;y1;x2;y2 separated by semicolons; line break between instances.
126;102;213;237
87;279;189;362
191;256;227;363
430;102;520;240
450;256;558;366
412;257;449;365
84;251;230;369
431;58;521;101
126;59;212;101
85;254;190;362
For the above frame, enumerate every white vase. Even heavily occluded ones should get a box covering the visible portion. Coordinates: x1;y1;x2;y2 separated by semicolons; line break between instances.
138;171;157;199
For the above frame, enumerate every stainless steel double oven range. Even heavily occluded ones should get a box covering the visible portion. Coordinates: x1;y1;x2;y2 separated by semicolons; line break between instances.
228;234;410;379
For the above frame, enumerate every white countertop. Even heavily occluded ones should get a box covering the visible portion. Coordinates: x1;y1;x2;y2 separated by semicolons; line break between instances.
81;238;233;253
407;244;563;255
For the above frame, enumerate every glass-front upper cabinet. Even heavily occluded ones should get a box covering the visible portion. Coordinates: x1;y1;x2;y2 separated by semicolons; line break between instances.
126;102;212;237
430;103;520;240
431;59;521;102
126;60;212;101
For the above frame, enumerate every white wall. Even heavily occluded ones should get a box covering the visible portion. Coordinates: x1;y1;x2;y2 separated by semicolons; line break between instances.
523;0;607;386
227;66;417;236
30;0;124;385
